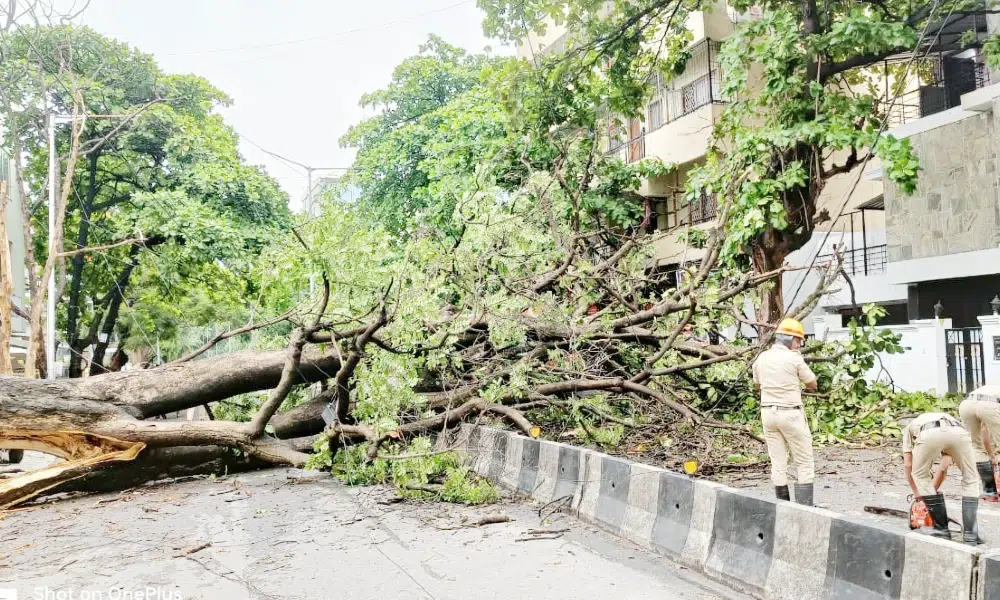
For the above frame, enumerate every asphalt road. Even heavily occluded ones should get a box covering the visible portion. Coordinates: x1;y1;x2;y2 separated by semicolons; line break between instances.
1;457;748;600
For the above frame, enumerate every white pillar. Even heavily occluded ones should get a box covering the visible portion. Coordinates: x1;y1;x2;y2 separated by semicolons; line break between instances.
932;318;951;395
978;315;1000;386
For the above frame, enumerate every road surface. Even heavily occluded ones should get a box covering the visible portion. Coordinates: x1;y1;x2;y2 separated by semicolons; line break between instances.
1;457;747;600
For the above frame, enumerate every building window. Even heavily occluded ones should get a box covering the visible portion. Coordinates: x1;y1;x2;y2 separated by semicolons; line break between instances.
994;336;1000;361
689;192;717;224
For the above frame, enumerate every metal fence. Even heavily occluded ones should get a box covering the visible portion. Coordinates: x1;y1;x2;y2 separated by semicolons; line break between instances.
817;244;888;277
879;55;991;128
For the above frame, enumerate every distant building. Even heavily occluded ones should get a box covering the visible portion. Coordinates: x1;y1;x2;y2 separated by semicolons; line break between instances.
0;148;28;372
301;175;360;217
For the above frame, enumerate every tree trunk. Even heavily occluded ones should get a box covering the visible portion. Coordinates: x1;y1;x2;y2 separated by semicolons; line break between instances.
90;244;140;375
0;181;13;375
0;346;343;507
752;229;789;326
26;106;85;378
67;152;100;378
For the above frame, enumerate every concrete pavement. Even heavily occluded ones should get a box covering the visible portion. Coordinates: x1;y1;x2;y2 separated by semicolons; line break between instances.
1;463;749;600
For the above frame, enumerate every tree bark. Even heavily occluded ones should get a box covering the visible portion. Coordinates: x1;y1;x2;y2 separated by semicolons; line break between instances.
4;346;342;418
67;152;100;378
0;181;13;375
89;244;140;375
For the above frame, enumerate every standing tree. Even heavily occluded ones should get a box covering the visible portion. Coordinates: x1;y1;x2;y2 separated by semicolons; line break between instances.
1;26;290;377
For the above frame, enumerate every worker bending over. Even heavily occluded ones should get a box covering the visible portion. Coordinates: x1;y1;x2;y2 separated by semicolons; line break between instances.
753;318;818;505
959;384;1000;502
902;412;982;544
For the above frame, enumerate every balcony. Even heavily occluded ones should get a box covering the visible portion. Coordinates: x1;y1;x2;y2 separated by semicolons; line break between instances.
878;51;991;128
606;128;646;163
603;39;725;165
817;244;888;277
646;39;726;133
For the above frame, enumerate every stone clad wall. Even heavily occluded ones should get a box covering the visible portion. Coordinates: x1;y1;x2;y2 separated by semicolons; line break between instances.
884;106;1000;263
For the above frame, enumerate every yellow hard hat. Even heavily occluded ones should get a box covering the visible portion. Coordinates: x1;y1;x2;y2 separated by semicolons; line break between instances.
775;318;805;339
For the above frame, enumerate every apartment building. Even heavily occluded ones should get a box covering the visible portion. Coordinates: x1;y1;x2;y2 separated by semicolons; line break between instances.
301;174;361;218
0;149;27;373
522;8;1000;394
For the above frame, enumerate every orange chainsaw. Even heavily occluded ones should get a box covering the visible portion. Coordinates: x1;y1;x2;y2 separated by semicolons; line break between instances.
909;498;932;530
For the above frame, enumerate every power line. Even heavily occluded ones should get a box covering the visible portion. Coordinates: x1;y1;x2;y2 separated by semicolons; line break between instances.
163;0;475;57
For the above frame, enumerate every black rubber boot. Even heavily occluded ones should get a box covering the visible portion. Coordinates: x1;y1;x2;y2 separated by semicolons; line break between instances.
775;485;790;501
793;483;814;506
963;496;984;545
919;494;952;539
977;461;998;501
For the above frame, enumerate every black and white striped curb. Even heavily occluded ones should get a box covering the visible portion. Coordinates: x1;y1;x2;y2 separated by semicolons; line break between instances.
456;425;995;600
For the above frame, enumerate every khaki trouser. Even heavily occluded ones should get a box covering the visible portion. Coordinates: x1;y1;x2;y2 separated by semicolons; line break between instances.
959;398;1000;463
762;406;814;486
912;424;980;497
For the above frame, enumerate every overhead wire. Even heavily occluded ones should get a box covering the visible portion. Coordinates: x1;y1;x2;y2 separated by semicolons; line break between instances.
162;0;476;57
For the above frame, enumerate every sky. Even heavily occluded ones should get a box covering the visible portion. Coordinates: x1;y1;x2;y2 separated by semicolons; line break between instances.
67;0;511;211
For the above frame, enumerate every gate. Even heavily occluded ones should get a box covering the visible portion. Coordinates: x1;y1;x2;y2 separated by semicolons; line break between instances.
946;328;986;394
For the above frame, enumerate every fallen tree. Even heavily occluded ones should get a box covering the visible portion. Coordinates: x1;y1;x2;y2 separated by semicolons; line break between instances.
0;0;938;507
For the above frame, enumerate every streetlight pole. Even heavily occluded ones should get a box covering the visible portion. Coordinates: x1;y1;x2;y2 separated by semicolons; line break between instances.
45;111;133;379
253;146;347;296
46;115;56;380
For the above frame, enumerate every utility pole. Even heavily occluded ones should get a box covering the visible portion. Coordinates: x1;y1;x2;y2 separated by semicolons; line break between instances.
254;147;347;295
46;112;135;380
46;114;57;380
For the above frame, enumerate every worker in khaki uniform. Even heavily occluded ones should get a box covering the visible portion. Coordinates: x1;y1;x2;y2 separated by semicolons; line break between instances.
958;384;1000;502
752;318;818;505
903;412;982;544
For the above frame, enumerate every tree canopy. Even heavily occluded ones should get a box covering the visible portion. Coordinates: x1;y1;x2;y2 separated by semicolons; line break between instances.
1;25;291;376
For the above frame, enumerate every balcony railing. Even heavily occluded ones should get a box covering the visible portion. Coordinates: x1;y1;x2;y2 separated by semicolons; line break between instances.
878;54;991;128
817;244;888;277
606;129;646;163
646;39;726;133
603;39;725;156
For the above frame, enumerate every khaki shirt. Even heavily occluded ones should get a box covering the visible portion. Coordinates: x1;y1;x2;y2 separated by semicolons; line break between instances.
968;384;1000;403
902;412;960;452
752;344;817;408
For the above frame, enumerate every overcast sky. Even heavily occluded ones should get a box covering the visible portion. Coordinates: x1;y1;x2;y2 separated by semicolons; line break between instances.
69;0;511;211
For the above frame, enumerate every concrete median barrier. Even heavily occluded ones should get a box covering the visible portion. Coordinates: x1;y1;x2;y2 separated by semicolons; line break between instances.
499;432;523;489
980;550;1000;600
900;533;980;600
825;517;905;599
704;489;778;596
456;426;993;600
764;503;835;600
518;438;541;495
650;470;695;559
619;462;661;548
594;455;632;533
681;479;724;570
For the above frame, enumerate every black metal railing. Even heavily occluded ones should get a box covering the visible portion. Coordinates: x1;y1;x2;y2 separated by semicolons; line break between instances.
879;54;991;128
817;244;888;276
645;39;726;133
